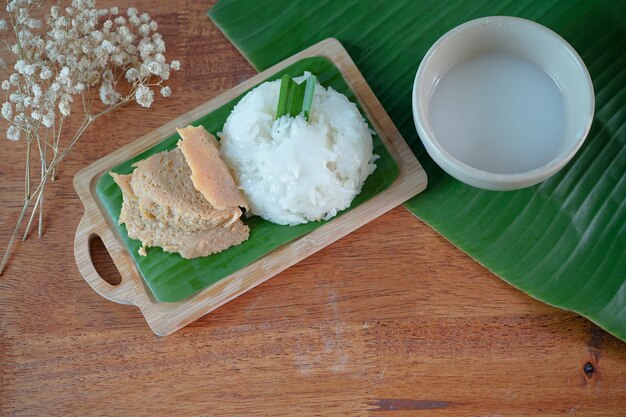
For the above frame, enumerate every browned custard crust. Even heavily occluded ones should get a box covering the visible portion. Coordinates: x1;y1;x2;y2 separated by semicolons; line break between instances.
111;125;249;259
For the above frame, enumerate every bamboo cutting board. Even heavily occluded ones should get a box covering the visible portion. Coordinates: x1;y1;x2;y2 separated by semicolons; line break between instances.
73;38;427;336
94;54;404;303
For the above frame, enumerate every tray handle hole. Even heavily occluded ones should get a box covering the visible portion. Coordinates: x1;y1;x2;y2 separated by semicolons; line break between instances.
89;235;122;286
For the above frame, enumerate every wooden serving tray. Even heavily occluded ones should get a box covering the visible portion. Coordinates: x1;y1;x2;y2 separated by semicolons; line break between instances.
73;38;427;336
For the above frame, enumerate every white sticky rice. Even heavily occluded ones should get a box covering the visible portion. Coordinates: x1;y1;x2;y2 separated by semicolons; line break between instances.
219;73;377;225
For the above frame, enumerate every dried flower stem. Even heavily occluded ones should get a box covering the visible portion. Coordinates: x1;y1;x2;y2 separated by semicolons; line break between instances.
10;92;129;262
21;182;40;240
24;136;30;198
2;114;92;273
0;200;28;274
22;138;42;240
51;118;62;181
38;134;46;238
22;118;47;240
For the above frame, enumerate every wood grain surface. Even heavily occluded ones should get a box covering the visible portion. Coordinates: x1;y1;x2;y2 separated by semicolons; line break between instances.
1;1;625;416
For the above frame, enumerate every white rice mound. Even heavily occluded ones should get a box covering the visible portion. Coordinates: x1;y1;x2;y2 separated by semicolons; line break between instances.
219;73;377;226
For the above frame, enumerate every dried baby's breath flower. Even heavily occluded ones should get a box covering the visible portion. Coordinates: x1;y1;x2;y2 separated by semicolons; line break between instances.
135;84;154;107
160;86;171;98
0;0;181;274
7;125;20;141
2;102;12;119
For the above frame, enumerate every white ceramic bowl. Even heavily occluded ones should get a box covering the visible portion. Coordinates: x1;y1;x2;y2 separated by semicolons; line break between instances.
412;16;594;191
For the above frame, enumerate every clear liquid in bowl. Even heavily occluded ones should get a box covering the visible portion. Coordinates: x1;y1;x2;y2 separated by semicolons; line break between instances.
429;52;566;175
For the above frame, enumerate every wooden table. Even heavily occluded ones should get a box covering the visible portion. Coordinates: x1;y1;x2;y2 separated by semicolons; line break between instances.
1;1;625;416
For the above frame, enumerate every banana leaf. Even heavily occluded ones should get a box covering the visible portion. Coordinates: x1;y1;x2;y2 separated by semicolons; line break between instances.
209;0;626;341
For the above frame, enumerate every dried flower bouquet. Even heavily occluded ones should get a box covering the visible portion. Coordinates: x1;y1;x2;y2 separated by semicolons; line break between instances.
0;0;180;274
